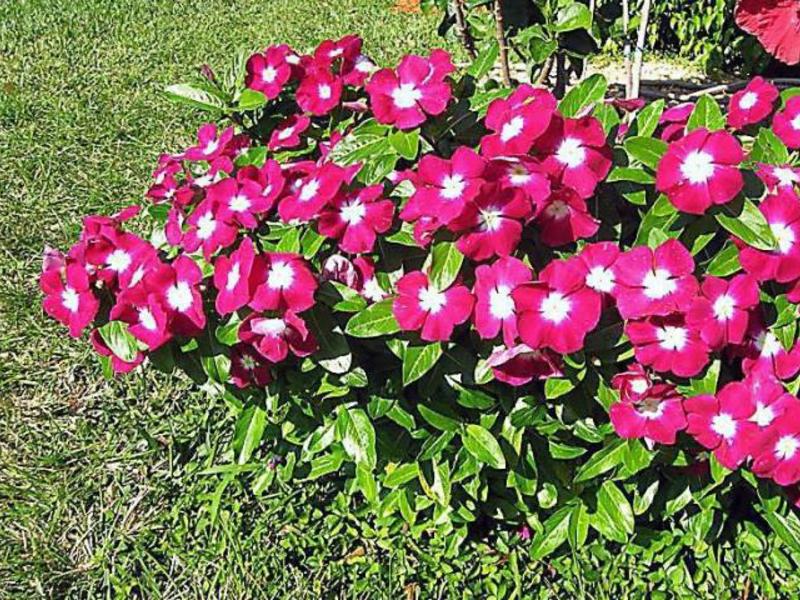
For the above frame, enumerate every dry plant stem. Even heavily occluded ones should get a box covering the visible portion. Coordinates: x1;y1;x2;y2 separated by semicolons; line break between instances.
537;55;555;86
623;0;632;98
453;0;476;59
494;0;511;86
631;0;652;98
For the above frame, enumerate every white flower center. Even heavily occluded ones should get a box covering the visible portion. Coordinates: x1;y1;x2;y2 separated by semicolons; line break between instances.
252;317;287;337
62;287;80;313
680;150;715;184
196;211;216;240
751;402;776;427
138;307;157;331
277;127;294;141
418;286;447;314
775;435;800;460
340;200;366;225
711;413;737;440
508;164;530;186
229;194;251;212
362;278;385;302
440;174;466;200
630;378;649;395
167;281;193;312
792;114;800;130
712;294;735;321
586;266;615;293
267;262;294;289
555;137;586;169
544;200;569;220
770;222;795;254
480;208;503;231
299;179;320;202
489;285;515;320
500;116;524;142
739;91;758;110
540;291;571;324
318;84;332;100
758;332;782;357
107;249;131;273
203;138;219;156
262;65;277;83
241;354;257;370
392;83;421;109
226;263;241;291
355;55;373;73
657;325;687;350
642;268;676;299
773;167;798;187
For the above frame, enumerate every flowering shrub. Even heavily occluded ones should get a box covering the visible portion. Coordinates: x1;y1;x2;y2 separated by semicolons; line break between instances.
41;35;800;555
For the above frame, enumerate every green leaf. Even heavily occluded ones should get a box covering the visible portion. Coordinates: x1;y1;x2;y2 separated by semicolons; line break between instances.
706;241;741;276
97;321;139;363
466;41;499;79
389;129;420;160
624;136;668;170
607;166;654;184
715;199;776;251
450;380;495;409
687;95;725;131
236;88;267;111
164;83;226;112
384;462;419;488
559;74;607;118
751;128;790;164
635;99;665;137
418;403;459;432
545;377;576;399
234;405;266;465
462;424;506;469
306;450;345;480
553;2;592;32
568;502;590;549
593;481;634;543
345;299;400;338
548;439;587;460
341;408;377;469
428;242;464;291
306;306;352;374
355;464;378;503
402;343;443;386
574;438;627;483
530;506;571;560
761;507;800;556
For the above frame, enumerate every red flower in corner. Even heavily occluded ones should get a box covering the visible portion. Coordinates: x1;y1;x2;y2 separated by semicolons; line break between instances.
735;0;800;65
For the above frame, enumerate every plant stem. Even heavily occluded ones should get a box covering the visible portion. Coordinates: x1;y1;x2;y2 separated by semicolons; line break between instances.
493;0;511;86
453;0;476;59
623;0;632;98
631;0;652;98
536;55;554;85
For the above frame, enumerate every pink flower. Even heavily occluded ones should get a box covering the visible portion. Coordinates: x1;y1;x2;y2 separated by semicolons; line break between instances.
575;242;620;297
738;189;800;282
245;45;292;99
236;158;286;212
392;271;474;342
513;258;601;354
229;343;273;389
250;253;317;313
486;344;562;386
353;256;386;303
609;383;687;445
727;77;779;129
90;329;144;374
268;114;311;151
535;187;599;247
83;230;159;291
484;157;551;207
110;285;172;350
40;263;99;337
656;128;744;214
366;49;454;130
207;177;273;229
239;311;317;362
773;96;800;148
537;115;612;199
296;66;343;116
741;325;800;380
472;257;532;346
401;147;486;225
614;240;698;319
756;162;800;192
685;274;760;348
213;237;258;315
735;0;800;66
744;372;798;432
181;198;239;260
685;382;758;469
146;255;206;337
317;184;395;253
480;85;557;158
659;102;694;142
611;363;653;403
278;162;346;222
752;404;800;486
184;124;234;162
625;313;710;378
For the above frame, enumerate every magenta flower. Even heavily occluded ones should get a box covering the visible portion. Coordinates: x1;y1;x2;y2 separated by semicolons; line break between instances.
514;258;601;354
245;45;292;99
614;240;698;319
740;325;800;380
625;313;710;378
110;284;172;350
472;257;532;347
366;50;454;130
611;363;653;403
685;382;758;469
738;189;800;282
317;184;395;254
278;162;346;223
40;263;99;337
184;124;234;162
756;162;800;192
207;177;272;229
250;252;318;313
744;372;798;431
480;85;557;158
656;128;744;214
146;255;206;337
484;157;551;208
772;96;800;148
727;77;778;130
239;311;318;363
268;114;311;151
296;66;343;116
609;383;687;445
236;158;286;211
575;242;620;298
486;344;562;387
685;275;759;349
213;237;258;315
181;198;239;260
535;187;599;247
537;115;612;199
401;147;486;225
752;403;800;486
230;343;273;389
658;102;694;142
83;229;159;291
392;271;474;342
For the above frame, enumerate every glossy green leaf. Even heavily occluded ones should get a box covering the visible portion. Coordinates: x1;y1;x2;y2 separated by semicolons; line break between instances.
462;424;506;469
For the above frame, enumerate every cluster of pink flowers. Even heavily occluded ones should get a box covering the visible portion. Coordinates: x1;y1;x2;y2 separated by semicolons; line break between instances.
40;36;800;496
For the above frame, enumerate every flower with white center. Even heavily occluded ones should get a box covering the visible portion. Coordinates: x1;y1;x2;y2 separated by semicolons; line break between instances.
268;262;294;289
106;249;131;273
229;194;251;213
680;150;715;184
196;212;217;240
480;207;503;231
711;413;737;440
167;281;193;312
418;287;447;313
226;263;241;291
712;294;735;321
240;354;257;371
262;65;277;83
339;200;366;225
392;83;421;109
508;164;530;186
773;167;799;187
639;398;666;420
500;116;524;142
739;91;758;110
299;179;320;202
354;55;373;73
775;435;800;459
642;268;676;299
751;402;776;427
757;331;782;357
277;127;294;141
203;138;220;156
540;292;571;323
489;285;515;319
252;317;287;337
657;325;687;350
770;222;795;254
630;378;649;395
792;113;800;130
318;84;332;100
544;200;569;220
586;266;615;293
138;307;157;331
62;287;80;313
440;174;466;200
362;278;385;302
555;137;586;169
